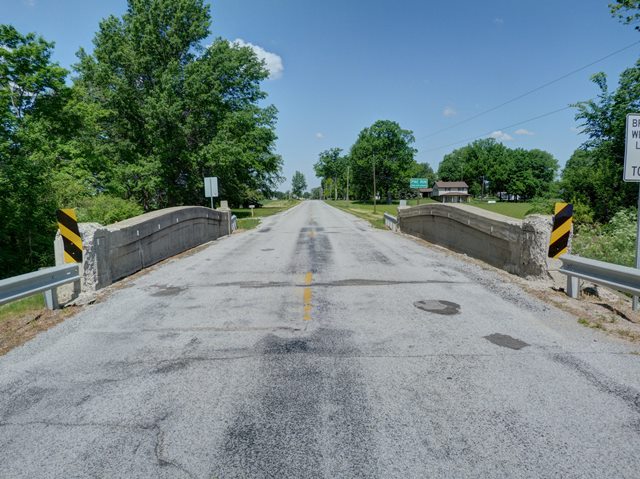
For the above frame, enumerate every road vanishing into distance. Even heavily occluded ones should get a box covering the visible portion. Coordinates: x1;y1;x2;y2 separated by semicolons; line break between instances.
2;200;640;478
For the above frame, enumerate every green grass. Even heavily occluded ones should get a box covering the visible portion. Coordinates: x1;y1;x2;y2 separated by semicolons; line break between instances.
467;200;533;219
0;295;45;322
232;199;299;230
327;199;436;228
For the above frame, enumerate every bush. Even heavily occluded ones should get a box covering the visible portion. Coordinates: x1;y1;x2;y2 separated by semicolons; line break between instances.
572;208;637;267
76;195;143;225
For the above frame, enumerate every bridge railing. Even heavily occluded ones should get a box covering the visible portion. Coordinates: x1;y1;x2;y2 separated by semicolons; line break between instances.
384;213;399;232
0;264;80;310
559;254;640;299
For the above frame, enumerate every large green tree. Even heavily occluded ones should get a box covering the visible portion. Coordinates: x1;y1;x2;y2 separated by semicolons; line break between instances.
291;171;307;197
0;25;67;277
349;120;417;203
74;0;282;209
567;63;640;219
314;147;347;200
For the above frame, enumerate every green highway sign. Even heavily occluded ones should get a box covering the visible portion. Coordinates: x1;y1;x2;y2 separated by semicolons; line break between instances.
410;178;428;189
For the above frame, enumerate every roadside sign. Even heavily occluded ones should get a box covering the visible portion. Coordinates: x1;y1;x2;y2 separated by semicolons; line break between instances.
624;114;640;181
204;177;219;197
410;178;428;189
626;114;640;310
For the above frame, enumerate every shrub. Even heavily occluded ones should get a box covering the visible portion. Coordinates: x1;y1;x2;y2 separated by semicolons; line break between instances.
572;208;637;267
76;195;143;225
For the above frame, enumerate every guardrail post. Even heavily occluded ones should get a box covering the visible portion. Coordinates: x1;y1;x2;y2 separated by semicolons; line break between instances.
43;288;59;310
566;274;579;299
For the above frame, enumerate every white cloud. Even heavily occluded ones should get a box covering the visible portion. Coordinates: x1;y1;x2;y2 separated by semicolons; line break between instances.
233;39;283;80
493;17;504;24
443;106;457;117
514;128;534;136
315;132;324;139
489;130;513;141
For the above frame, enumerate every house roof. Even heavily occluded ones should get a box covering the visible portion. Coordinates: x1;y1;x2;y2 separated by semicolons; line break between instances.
435;181;468;188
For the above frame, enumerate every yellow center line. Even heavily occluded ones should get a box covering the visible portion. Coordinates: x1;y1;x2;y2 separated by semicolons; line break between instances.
303;271;313;321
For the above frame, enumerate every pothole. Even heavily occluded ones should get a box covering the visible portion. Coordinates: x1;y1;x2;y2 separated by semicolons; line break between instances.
413;300;460;315
484;333;529;350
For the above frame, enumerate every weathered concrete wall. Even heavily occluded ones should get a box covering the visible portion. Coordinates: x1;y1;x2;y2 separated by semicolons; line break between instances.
398;203;552;278
56;207;230;295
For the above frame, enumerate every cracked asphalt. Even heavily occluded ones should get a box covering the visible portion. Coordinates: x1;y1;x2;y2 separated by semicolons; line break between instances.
2;200;640;478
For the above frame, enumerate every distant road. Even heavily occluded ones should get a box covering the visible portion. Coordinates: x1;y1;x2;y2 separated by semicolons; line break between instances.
1;200;640;478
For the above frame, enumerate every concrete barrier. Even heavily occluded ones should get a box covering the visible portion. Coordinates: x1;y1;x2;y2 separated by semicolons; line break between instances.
55;207;230;295
398;203;552;278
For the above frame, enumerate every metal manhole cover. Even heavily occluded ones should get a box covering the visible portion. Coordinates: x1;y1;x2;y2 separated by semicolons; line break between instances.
413;300;460;315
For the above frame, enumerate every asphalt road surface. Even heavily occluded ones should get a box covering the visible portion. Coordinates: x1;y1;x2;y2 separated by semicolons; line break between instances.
2;200;640;478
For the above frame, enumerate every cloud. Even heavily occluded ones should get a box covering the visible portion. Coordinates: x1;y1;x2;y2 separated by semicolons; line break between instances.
570;126;581;133
514;128;534;136
489;130;513;141
493;17;504;24
315;132;324;139
233;39;283;80
443;106;457;117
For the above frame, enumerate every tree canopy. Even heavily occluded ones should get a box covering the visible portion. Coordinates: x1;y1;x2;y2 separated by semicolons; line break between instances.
0;1;283;278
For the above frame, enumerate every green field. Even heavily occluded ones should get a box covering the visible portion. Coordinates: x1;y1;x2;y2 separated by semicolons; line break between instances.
327;199;437;228
467;200;533;219
232;199;299;230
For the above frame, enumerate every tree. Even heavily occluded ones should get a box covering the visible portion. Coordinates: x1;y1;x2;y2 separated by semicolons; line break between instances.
610;1;640;29
74;0;282;209
569;63;640;219
291;171;307;197
314;148;345;200
0;25;67;277
349;120;417;203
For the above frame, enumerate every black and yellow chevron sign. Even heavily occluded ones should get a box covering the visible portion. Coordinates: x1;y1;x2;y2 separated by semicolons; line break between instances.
56;209;83;263
548;202;573;258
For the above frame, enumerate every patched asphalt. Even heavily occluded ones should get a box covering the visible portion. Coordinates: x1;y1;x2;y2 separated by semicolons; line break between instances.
1;200;640;478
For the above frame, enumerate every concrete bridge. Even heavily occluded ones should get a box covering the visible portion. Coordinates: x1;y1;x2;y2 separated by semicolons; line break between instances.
1;200;640;478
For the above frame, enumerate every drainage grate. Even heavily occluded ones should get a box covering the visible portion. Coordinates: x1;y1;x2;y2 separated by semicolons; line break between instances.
413;300;460;315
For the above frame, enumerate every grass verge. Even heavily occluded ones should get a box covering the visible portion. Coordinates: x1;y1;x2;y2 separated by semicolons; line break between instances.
232;199;299;230
468;200;533;219
327;199;436;228
0;295;45;323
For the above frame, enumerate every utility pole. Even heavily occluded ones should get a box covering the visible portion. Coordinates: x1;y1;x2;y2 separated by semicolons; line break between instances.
373;157;377;214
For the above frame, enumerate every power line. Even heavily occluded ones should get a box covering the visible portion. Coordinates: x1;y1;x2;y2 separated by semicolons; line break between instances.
417;39;640;142
422;105;574;153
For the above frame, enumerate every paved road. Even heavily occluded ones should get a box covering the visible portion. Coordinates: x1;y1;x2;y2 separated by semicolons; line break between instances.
2;200;640;478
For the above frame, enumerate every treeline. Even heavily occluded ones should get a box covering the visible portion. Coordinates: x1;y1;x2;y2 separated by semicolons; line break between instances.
314;120;557;203
313;120;434;202
437;139;558;200
0;0;282;278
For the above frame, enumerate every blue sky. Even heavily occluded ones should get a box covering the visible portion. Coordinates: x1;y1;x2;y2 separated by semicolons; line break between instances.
3;0;639;190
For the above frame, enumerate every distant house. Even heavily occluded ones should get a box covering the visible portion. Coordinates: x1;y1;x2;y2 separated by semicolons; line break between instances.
418;187;432;198
431;181;470;203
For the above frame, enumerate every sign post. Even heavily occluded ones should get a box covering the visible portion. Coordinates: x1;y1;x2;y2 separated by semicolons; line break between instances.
623;113;640;310
204;177;219;209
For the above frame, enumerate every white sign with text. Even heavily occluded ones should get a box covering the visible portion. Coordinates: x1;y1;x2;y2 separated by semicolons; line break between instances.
624;113;640;182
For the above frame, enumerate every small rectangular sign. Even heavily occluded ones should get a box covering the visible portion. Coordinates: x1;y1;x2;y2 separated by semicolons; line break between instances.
410;178;428;189
204;177;218;197
624;113;640;182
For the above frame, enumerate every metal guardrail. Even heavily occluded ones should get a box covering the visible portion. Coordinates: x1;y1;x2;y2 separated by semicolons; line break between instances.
384;213;398;231
231;214;237;232
0;264;80;310
559;254;640;299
